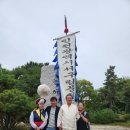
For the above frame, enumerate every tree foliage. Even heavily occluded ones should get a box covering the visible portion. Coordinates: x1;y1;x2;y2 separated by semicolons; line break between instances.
78;80;93;100
0;61;45;129
102;66;119;109
98;66;130;113
90;108;116;124
12;61;45;97
0;68;17;92
0;62;130;126
121;78;130;113
0;89;34;130
77;80;98;110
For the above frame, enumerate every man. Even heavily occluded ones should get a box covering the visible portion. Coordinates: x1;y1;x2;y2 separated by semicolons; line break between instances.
57;94;79;130
45;97;60;130
30;98;48;130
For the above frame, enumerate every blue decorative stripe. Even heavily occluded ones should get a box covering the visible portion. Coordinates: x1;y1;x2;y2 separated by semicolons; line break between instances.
75;38;78;102
56;79;60;86
75;69;77;76
54;49;58;56
58;86;61;92
53;41;62;103
75;95;78;102
53;41;57;48
54;62;59;70
75;61;78;66
75;53;77;59
53;55;58;62
55;70;59;78
59;94;62;104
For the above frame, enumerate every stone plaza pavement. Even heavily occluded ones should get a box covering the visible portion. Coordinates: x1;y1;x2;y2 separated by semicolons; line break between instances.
90;125;130;130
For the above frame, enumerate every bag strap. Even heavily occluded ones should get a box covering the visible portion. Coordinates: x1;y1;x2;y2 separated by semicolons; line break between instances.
84;111;87;116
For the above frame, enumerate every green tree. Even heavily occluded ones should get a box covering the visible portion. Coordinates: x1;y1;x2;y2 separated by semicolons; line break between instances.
78;80;93;100
103;66;119;109
0;68;17;92
0;89;34;130
124;86;130;113
77;80;98;110
98;74;130;113
12;61;45;97
120;78;130;113
96;87;108;109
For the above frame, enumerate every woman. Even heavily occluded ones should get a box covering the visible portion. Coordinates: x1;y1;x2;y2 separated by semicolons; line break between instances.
29;98;48;130
77;101;90;130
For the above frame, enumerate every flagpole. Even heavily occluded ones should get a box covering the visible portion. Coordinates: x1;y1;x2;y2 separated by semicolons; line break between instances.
53;15;80;40
64;15;69;35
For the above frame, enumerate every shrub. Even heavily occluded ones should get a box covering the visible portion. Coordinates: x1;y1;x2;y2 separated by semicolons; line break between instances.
91;108;116;124
116;114;130;122
0;89;34;130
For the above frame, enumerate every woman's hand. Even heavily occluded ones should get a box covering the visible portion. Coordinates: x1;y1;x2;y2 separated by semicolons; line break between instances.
79;112;88;123
79;112;83;117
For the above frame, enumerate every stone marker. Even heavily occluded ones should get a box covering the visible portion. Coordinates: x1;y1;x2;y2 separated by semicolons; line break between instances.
40;65;60;107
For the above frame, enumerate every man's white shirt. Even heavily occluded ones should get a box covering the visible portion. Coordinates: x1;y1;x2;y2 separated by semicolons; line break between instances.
57;104;79;130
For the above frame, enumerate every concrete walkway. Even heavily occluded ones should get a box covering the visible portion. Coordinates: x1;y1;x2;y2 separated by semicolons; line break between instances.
90;125;130;130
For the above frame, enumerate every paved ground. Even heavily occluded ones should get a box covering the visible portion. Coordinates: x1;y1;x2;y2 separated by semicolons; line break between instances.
90;125;130;130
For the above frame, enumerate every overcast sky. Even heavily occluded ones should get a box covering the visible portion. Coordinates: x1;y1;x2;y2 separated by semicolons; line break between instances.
0;0;130;89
